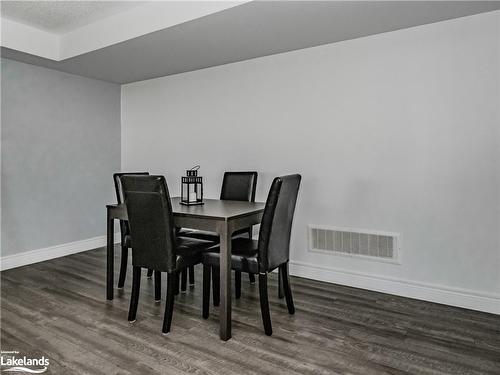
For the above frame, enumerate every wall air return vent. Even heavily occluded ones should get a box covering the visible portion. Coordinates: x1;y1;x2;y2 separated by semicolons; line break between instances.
308;225;401;264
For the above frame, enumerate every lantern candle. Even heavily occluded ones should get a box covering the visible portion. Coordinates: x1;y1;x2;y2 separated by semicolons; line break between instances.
189;192;197;203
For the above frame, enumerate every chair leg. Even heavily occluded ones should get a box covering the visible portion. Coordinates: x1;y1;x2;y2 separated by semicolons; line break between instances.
247;228;256;284
189;265;195;286
162;273;176;334
212;267;220;306
117;245;128;289
259;273;272;336
278;267;284;299
280;263;295;314
202;265;211;319
154;271;161;302
147;269;153;279
128;266;141;322
174;273;179;296
180;269;187;293
235;271;241;299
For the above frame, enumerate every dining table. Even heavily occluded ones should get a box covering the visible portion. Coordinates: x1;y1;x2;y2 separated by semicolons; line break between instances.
106;197;265;341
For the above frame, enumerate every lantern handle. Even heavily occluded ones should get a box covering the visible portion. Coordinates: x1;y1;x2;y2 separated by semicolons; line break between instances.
190;165;200;171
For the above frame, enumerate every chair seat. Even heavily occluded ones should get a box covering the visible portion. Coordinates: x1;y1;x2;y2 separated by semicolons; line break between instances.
178;229;220;242
178;228;252;243
177;228;194;236
202;238;259;274
128;234;214;272
175;237;215;271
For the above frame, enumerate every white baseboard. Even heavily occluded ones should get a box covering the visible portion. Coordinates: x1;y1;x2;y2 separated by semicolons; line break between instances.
2;238;498;315
289;260;500;315
0;233;121;271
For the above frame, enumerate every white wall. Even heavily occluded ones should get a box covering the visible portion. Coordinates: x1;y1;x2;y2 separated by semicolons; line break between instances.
121;11;500;313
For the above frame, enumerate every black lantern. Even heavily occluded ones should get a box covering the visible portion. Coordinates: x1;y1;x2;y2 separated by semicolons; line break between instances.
180;165;204;205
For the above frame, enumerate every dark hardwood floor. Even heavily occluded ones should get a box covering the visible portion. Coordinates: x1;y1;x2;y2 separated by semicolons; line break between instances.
1;246;499;374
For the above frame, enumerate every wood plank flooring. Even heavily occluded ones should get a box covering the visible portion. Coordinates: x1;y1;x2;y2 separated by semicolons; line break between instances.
1;246;499;374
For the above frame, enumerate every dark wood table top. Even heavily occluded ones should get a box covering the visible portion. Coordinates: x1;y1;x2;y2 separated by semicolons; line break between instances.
170;197;265;220
108;197;265;220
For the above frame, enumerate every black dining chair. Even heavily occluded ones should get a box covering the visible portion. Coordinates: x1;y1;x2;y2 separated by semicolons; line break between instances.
179;171;258;301
201;174;301;336
113;172;155;288
121;175;214;334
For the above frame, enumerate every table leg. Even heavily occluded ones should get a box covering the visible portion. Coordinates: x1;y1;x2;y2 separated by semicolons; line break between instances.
217;221;232;340
106;209;114;300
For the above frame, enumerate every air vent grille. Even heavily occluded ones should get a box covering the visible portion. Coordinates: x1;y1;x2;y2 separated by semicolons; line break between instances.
309;226;400;263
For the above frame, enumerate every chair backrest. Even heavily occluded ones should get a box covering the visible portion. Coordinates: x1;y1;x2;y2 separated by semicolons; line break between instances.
257;174;301;272
113;172;149;237
121;175;177;272
220;172;258;202
114;172;150;204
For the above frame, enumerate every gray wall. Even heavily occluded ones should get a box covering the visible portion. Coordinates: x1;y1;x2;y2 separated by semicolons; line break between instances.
1;58;120;255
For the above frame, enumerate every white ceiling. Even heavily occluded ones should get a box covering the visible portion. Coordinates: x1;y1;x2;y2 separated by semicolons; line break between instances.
0;1;246;60
2;1;500;84
0;1;147;33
